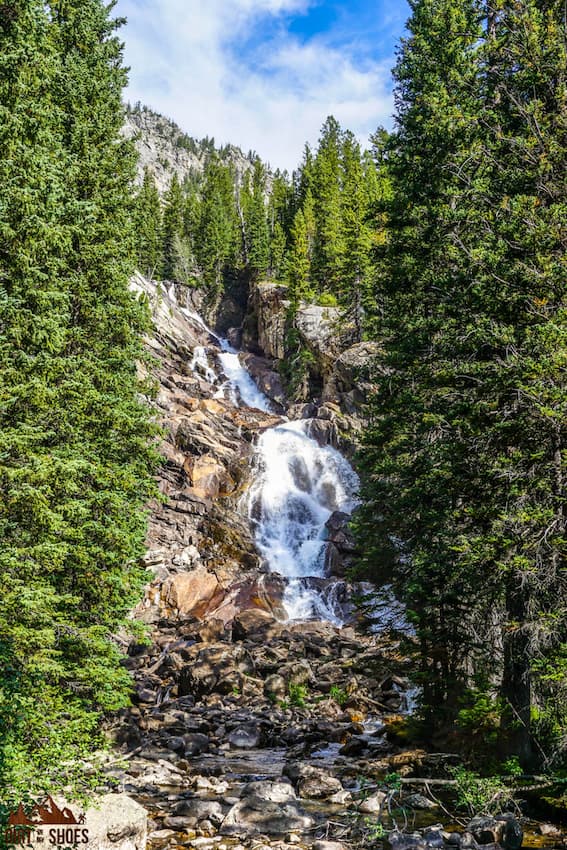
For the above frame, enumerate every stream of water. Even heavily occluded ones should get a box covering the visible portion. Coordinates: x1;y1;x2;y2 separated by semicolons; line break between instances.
183;304;359;624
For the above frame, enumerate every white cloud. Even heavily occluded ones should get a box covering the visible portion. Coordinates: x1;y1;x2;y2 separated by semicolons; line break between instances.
116;0;394;171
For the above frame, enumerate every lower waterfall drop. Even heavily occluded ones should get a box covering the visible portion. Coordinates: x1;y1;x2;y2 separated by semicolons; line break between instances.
247;420;359;624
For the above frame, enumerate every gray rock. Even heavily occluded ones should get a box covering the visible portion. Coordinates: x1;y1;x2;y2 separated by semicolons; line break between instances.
183;732;210;757
174;799;224;825
359;791;387;814
283;763;343;800
227;724;261;749
220;781;313;836
405;793;438;810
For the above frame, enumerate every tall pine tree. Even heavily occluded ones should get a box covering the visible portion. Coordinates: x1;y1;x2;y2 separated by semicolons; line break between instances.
0;0;157;795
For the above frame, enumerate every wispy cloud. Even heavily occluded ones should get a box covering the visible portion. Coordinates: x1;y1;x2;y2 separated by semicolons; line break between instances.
115;0;396;171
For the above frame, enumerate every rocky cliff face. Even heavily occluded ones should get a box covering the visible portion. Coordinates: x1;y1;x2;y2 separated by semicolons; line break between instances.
130;274;285;626
242;281;382;454
123;106;256;193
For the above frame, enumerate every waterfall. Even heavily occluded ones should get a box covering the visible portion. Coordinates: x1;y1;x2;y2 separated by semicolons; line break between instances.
246;420;359;624
181;304;359;625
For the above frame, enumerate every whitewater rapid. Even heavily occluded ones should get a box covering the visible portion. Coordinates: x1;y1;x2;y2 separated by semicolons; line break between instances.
183;300;359;624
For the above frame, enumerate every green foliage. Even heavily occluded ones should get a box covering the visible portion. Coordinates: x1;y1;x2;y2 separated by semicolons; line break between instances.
317;293;338;307
456;690;503;748
0;0;158;797
448;767;514;817
329;685;348;707
500;757;523;778
134;167;162;277
288;682;309;708
383;772;402;792
356;0;567;768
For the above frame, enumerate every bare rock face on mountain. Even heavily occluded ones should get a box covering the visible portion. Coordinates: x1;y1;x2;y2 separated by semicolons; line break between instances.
123;105;254;194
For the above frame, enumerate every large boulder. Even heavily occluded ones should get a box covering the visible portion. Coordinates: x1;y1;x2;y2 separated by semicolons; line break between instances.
12;794;147;850
244;283;290;358
163;567;220;617
220;781;314;836
295;304;342;384
283;762;343;799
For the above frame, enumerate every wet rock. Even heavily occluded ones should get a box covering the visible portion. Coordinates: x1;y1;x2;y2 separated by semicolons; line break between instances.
467;815;523;849
183;732;210;756
313;843;348;850
359;791;387;814
227;724;261;749
220;781;313;836
423;826;445;848
162;815;197;830
283;762;343;800
387;830;427;850
404;793;438;810
538;823;563;837
174;798;224;825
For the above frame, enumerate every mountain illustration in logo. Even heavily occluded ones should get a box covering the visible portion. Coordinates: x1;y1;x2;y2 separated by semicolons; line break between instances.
7;796;80;826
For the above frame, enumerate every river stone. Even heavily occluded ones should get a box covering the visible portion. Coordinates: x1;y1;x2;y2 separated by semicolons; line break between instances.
467;814;523;849
283;763;343;799
359;791;387;813
220;780;313;836
227;724;261;749
174;799;224;824
183;732;210;756
405;793;438;810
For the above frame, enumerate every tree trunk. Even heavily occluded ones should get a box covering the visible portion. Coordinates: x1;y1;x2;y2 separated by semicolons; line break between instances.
501;576;534;769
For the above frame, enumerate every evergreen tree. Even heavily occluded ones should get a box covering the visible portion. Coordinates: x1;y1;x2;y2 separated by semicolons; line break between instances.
245;159;270;276
357;0;567;766
197;156;238;291
287;209;313;305
339;131;373;340
356;0;490;727
161;172;184;280
269;221;287;280
134;167;162;277
0;0;157;794
312;116;345;293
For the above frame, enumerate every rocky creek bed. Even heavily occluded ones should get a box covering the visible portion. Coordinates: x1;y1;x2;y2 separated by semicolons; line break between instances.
105;277;565;850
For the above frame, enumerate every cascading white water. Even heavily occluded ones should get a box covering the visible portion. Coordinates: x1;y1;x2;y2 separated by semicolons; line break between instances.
189;345;218;384
247;420;359;623
216;339;273;413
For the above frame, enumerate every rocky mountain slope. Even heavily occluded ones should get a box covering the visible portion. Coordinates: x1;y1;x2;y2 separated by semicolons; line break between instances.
123;104;257;193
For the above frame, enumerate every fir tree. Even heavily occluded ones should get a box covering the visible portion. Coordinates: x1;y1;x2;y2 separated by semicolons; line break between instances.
339;131;373;340
161;172;184;280
311;116;345;293
0;0;157;794
134;167;162;277
244;159;270;277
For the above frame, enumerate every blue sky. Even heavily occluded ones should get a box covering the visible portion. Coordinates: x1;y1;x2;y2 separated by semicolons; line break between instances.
115;0;409;171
